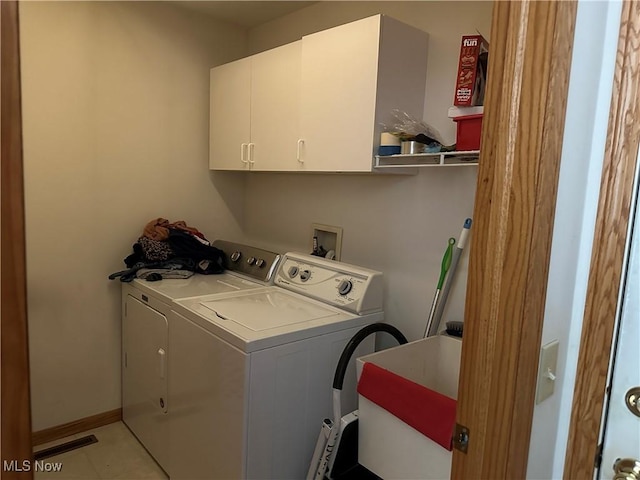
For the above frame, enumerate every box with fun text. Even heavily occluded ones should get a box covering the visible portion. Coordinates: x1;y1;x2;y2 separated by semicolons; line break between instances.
453;35;489;107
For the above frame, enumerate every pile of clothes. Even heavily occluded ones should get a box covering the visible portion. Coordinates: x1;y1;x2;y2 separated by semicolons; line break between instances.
109;218;225;282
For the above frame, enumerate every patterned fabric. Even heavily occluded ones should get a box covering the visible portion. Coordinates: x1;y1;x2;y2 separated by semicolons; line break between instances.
138;236;173;262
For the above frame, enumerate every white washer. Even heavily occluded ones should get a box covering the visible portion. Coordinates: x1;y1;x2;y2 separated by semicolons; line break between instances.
169;252;384;480
121;240;281;475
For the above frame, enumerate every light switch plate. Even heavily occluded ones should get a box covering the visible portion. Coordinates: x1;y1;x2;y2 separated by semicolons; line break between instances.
536;340;559;404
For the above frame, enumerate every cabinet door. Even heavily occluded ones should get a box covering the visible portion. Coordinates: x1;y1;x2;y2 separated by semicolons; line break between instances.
122;295;169;471
250;41;301;171
210;58;251;170
300;15;381;172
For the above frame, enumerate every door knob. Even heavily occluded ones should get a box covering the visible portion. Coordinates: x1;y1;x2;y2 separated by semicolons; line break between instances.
614;458;640;479
625;387;640;418
614;474;638;480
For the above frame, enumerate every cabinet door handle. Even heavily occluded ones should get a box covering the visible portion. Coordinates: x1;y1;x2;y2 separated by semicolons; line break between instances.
158;348;166;379
297;139;305;163
241;143;248;164
248;143;255;164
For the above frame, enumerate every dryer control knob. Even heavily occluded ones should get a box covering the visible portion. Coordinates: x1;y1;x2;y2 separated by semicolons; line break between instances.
247;257;256;266
230;251;241;262
256;258;266;268
337;280;353;296
300;270;311;282
288;266;299;278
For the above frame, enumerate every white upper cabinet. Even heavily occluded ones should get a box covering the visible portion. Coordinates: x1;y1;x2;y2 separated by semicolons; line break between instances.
210;58;251;170
299;15;428;172
250;41;301;171
209;42;301;171
297;17;380;172
209;15;428;173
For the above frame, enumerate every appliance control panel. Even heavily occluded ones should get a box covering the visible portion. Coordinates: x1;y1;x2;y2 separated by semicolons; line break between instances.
274;253;384;315
212;240;280;283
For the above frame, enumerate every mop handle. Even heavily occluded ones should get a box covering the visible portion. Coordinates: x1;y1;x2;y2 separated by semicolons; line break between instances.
457;218;472;250
438;238;456;289
427;218;473;337
423;238;455;338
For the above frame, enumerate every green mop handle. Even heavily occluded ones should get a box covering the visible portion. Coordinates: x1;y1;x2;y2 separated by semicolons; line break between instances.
438;238;455;289
424;237;456;338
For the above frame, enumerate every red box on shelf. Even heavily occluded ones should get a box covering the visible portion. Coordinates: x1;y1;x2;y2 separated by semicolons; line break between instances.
453;114;483;151
454;35;489;107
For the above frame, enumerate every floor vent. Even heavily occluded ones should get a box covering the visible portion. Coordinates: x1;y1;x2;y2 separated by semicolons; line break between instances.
34;434;98;460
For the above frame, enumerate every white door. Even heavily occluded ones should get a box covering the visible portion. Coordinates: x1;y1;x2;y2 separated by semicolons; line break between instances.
599;150;640;479
299;15;380;172
209;58;251;170
250;41;301;171
122;295;169;472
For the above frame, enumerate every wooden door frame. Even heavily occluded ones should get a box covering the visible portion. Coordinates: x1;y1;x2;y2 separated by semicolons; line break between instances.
452;1;578;478
1;0;34;478
564;1;640;478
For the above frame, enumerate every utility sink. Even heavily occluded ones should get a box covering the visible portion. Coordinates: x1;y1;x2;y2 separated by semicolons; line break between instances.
356;334;462;480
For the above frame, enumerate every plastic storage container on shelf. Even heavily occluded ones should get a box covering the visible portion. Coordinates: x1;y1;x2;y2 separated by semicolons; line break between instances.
453;113;483;151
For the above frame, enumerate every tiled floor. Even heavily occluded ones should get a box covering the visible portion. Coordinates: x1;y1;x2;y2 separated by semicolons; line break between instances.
33;422;167;480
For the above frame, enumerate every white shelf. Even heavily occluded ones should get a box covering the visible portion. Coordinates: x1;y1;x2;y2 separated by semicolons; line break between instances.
374;150;480;169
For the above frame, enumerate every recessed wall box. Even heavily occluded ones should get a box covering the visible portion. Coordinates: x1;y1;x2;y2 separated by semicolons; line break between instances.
311;223;343;261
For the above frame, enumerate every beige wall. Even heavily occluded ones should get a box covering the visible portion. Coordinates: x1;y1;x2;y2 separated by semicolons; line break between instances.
20;1;247;431
244;2;491;341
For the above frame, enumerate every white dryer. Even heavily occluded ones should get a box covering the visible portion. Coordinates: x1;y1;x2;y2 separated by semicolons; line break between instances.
169;252;384;480
121;240;281;475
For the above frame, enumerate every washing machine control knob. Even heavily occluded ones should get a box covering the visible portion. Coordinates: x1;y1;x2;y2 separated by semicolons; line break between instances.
256;258;266;268
247;257;256;266
230;251;241;262
300;270;311;282
337;280;353;296
288;266;299;278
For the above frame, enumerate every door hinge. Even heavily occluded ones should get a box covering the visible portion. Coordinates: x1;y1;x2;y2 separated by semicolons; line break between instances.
594;443;603;469
453;423;470;453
